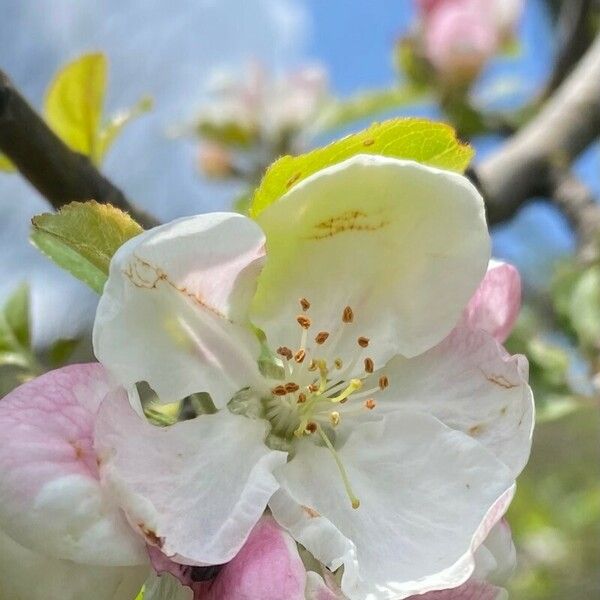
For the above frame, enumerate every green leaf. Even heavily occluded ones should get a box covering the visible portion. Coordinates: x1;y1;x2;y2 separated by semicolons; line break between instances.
0;153;16;172
569;266;600;350
3;284;30;348
47;338;80;368
44;52;107;161
316;86;428;132
250;118;473;217
31;201;143;294
0;285;38;374
97;96;153;162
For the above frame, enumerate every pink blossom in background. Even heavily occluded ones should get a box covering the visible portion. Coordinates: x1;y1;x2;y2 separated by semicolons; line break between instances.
416;0;523;82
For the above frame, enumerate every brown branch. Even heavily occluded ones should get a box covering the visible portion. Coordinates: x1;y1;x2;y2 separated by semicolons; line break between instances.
543;0;594;98
0;69;159;229
477;34;600;226
552;171;600;261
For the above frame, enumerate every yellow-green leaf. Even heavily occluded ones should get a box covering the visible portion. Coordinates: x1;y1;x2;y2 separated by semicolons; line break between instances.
3;284;30;348
250;118;473;217
97;96;154;162
31;201;143;294
0;153;16;172
44;52;107;161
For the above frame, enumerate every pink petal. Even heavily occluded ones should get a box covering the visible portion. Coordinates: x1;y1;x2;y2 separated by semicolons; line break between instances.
149;516;306;600
0;364;146;565
464;260;522;343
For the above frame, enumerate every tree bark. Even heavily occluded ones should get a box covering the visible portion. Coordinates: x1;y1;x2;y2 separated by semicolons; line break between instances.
0;69;158;228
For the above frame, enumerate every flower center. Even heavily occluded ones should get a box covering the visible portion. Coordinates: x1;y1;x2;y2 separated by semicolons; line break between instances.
258;298;389;509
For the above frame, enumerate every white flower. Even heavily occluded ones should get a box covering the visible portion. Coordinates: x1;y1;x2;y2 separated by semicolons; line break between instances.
92;155;533;599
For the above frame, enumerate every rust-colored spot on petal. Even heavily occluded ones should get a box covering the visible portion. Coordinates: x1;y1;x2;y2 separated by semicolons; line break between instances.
69;440;85;460
468;424;484;436
362;138;375;147
138;524;164;548
485;373;518;389
302;505;320;518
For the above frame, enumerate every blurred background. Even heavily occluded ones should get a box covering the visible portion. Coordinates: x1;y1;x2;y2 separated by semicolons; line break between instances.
1;1;599;597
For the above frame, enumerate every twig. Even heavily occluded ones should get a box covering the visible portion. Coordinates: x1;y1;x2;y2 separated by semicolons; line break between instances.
0;70;158;229
551;171;600;261
477;34;600;226
543;0;594;98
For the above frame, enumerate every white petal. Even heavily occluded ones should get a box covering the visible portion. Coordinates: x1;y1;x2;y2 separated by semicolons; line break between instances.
252;155;489;370
0;528;148;600
270;411;514;600
472;520;516;586
95;391;287;565
94;213;266;406
374;325;534;476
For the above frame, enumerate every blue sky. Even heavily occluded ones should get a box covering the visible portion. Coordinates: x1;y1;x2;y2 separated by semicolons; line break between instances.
1;0;598;342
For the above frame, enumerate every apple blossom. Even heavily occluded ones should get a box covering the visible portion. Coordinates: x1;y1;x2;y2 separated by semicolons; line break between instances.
416;0;523;83
0;364;149;599
197;63;329;156
92;155;533;599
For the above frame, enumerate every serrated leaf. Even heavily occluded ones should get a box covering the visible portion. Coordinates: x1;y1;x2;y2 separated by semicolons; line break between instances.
97;96;153;162
316;86;428;132
250;118;473;217
31;201;143;294
0;153;16;172
44;52;107;160
3;284;30;348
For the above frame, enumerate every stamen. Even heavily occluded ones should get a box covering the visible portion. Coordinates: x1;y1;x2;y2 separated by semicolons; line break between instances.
329;411;340;426
342;306;354;323
297;393;307;403
317;426;360;509
297;315;311;329
300;298;311;311
308;360;318;372
357;336;370;348
352;386;383;401
378;375;389;390
364;358;374;374
305;421;318;434
294;349;306;363
277;346;293;360
331;379;363;403
271;385;287;396
308;383;320;393
334;358;343;370
315;331;330;345
285;382;300;393
365;398;376;410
